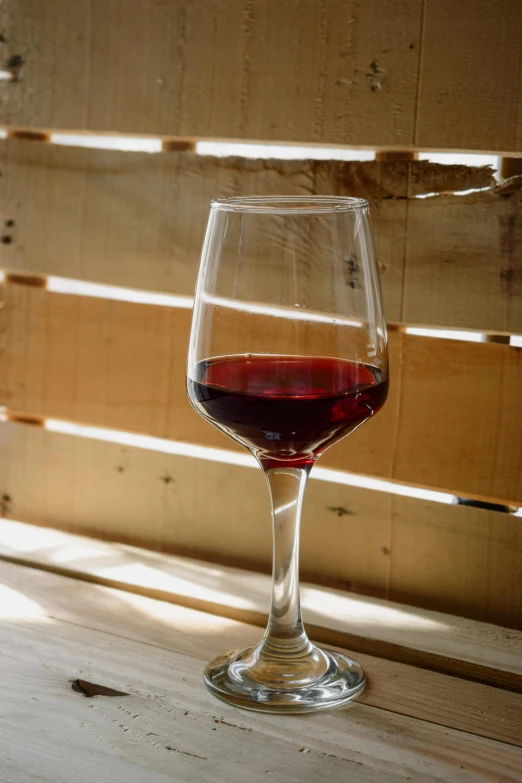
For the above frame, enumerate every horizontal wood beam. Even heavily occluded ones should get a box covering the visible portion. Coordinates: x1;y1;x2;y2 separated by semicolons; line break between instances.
2;0;520;153
2;139;519;334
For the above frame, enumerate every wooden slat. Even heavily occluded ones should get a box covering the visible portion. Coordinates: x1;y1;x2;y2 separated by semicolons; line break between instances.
0;422;389;598
1;521;522;683
2;1;521;154
5;613;522;783
0;426;521;629
1;627;429;783
1;284;521;504
2;559;522;752
4;139;522;335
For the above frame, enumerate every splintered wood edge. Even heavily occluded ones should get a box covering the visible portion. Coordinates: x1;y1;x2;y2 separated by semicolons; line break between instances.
0;520;520;693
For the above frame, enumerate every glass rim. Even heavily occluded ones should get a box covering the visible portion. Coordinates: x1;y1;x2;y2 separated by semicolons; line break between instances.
210;195;369;214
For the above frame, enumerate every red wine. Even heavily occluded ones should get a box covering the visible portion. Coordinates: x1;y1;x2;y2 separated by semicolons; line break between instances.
188;355;388;470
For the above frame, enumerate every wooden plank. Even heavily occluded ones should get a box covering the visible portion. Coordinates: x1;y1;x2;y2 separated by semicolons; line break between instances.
3;635;518;783
4;138;521;335
401;183;522;334
2;1;521;154
0;424;521;628
1;561;522;782
388;333;522;505
1;284;521;504
2;559;522;749
1;519;522;684
0;649;405;783
0;422;389;599
2;422;522;627
415;0;522;154
389;497;522;628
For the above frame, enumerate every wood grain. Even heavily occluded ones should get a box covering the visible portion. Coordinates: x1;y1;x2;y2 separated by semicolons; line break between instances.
3;139;521;334
0;423;521;627
1;0;521;153
1;559;522;783
415;0;522;154
1;518;522;681
1;285;521;504
5;634;520;783
2;559;522;748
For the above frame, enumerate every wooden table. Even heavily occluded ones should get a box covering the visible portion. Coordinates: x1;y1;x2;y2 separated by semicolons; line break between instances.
1;522;522;782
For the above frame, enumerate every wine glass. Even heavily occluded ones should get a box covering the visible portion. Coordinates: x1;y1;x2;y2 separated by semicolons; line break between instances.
187;196;388;713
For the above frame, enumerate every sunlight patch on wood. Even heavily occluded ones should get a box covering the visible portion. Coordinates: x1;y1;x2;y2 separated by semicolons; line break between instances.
43;418;455;505
0;583;44;619
405;326;487;343
0;519;451;633
2;519;522;679
47;276;194;309
301;585;448;632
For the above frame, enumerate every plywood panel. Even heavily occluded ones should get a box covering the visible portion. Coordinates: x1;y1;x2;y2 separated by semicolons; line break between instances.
3;139;521;333
1;1;520;153
0;422;521;627
1;284;522;503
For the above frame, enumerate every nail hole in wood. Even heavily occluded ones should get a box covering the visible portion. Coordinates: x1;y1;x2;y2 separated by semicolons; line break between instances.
6;413;45;427
327;506;353;517
162;139;196;152
7;130;50;143
5;273;47;288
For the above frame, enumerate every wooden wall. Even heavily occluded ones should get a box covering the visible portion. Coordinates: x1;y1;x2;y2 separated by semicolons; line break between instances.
0;0;521;627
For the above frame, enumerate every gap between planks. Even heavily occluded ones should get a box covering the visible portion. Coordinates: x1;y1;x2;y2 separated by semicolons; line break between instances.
2;270;515;341
6;128;197;152
7;126;518;158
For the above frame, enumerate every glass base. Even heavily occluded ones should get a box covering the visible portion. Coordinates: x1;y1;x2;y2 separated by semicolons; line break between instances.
203;644;366;713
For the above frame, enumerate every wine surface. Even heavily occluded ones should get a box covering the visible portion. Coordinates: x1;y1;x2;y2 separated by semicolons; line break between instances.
188;354;388;470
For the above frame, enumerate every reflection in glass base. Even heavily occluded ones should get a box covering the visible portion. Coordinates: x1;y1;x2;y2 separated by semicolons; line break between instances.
203;644;366;713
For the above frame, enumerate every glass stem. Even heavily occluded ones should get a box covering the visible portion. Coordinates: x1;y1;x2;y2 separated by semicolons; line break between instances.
261;465;313;658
